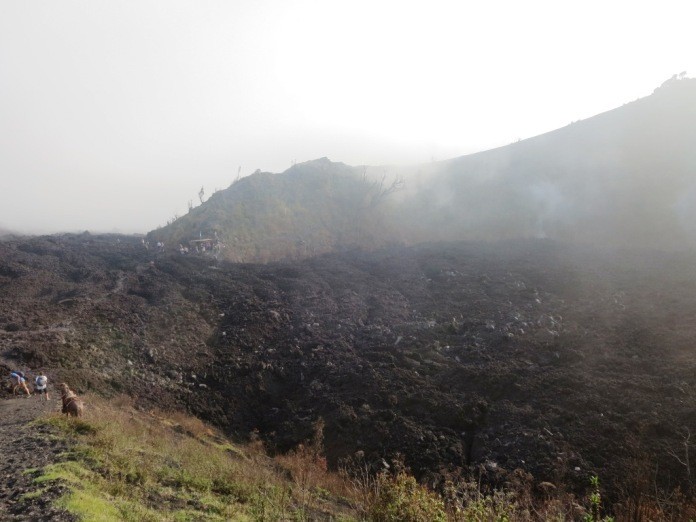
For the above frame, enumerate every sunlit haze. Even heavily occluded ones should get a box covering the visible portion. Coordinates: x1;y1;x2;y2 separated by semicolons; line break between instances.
1;1;694;233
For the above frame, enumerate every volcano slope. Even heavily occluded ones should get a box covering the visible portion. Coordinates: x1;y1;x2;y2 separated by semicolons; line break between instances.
1;234;695;506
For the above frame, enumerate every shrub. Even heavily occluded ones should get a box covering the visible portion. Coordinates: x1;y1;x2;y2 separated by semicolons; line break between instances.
443;479;525;521
584;475;614;522
369;472;447;522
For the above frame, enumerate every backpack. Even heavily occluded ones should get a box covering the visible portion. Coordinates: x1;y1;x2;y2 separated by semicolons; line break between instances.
36;376;47;387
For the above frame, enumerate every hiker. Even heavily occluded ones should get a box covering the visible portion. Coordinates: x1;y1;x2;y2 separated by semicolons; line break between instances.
10;370;31;396
59;383;84;417
34;371;50;400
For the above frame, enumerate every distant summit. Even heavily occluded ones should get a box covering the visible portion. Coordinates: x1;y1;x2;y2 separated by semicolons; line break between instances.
150;77;696;261
149;157;402;262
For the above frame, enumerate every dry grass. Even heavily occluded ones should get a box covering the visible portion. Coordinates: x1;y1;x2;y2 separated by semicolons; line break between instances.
39;394;359;521
273;418;356;519
37;394;696;521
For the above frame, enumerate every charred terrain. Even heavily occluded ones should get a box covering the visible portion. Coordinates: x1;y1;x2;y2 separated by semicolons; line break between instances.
1;233;695;509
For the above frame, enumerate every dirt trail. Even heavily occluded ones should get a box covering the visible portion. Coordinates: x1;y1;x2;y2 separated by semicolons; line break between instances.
0;396;75;521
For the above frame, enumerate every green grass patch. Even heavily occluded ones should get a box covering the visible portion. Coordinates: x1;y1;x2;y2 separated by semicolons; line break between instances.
58;487;122;521
41;415;98;436
34;398;358;521
19;487;48;501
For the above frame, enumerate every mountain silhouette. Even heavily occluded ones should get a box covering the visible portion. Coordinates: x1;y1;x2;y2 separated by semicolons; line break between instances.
400;76;696;249
150;77;696;260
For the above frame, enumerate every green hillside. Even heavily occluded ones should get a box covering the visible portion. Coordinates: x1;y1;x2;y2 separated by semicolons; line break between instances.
149;158;403;262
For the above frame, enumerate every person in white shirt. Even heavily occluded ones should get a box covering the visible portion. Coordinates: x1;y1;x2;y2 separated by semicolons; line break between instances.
34;372;50;400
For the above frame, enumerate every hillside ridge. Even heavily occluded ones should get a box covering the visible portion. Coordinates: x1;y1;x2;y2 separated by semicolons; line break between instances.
149;77;696;261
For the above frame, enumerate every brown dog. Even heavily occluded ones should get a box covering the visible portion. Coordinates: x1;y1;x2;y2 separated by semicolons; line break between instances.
59;383;84;417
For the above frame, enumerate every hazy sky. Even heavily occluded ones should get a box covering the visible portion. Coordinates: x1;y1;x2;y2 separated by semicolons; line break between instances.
1;1;694;233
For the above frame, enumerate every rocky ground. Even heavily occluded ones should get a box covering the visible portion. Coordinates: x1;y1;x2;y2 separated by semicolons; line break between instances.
1;233;695;508
0;370;75;521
